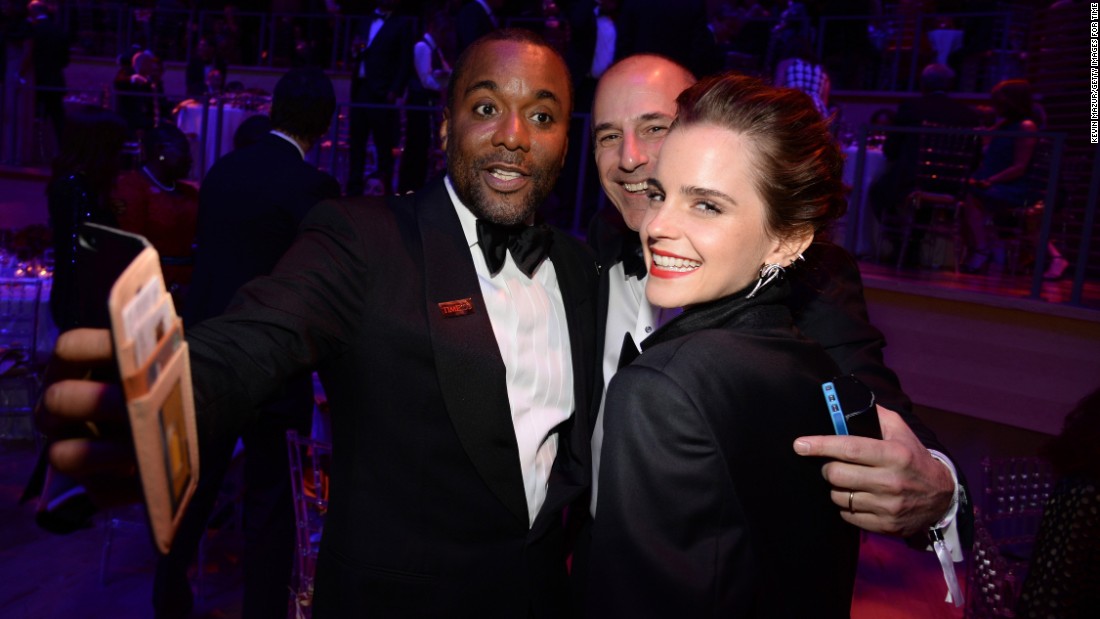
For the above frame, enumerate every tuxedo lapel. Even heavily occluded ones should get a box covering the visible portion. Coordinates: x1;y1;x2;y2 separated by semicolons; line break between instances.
416;180;529;526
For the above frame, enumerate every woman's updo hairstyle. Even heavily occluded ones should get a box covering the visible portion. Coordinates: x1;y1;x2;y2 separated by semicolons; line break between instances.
673;72;847;238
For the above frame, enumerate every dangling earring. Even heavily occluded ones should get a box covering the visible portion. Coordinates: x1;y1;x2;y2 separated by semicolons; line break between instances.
747;262;784;298
158;155;165;161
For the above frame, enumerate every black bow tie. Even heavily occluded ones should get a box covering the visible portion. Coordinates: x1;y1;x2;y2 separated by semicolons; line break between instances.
476;220;553;278
620;233;646;279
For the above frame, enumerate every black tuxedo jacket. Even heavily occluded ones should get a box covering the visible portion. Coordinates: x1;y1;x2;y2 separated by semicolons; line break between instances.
351;12;414;100
590;282;859;616
185;133;341;327
186;131;339;424
585;209;972;546
187;178;598;617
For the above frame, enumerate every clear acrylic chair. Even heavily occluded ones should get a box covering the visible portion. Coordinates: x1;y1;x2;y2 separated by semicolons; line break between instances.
896;123;980;272
965;456;1056;618
0;277;45;443
286;429;331;618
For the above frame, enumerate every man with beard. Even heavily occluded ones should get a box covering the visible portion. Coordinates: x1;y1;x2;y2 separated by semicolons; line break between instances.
38;29;596;618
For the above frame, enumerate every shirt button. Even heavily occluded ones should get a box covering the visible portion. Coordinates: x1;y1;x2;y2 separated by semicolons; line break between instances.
645;326;652;333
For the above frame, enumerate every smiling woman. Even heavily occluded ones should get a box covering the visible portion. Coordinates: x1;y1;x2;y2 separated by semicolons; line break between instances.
588;74;857;617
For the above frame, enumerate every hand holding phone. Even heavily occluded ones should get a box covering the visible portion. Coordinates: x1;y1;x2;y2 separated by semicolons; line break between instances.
38;224;199;554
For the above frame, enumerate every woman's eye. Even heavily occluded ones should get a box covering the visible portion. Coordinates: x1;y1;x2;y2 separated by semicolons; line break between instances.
647;191;665;202
692;201;721;215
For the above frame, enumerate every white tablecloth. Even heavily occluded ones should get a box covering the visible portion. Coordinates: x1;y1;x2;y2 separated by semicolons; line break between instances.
842;146;887;258
176;100;267;174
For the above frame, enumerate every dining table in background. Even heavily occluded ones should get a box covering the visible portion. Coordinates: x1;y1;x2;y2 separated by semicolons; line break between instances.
175;96;271;176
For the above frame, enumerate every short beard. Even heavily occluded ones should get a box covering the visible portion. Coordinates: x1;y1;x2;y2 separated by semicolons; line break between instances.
446;130;561;226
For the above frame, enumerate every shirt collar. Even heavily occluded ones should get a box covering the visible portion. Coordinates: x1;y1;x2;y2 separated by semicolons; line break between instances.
269;130;305;159
444;175;480;249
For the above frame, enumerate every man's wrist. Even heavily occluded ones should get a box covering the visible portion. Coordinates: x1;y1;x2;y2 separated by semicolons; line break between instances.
927;449;959;529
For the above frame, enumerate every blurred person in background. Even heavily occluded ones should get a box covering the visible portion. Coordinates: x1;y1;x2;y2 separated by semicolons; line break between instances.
45;105;129;331
185;36;227;98
397;7;451;193
113;123;199;310
961;79;1039;274
771;8;830;120
21;0;69;151
116;49;168;137
346;0;414;196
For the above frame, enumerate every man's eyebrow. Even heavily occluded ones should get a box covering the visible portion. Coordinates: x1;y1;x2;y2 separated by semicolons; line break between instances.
462;82;561;107
638;111;674;124
463;79;498;97
593;120;618;134
593;111;673;134
534;89;561;105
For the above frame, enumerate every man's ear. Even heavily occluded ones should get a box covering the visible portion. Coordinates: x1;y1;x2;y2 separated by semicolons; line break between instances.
439;110;450;150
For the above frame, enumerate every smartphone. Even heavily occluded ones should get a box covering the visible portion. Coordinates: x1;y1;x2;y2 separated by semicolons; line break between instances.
821;375;882;440
75;223;150;329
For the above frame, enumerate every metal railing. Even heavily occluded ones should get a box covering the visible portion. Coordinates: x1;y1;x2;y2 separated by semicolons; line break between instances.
56;4;368;70
50;4;1035;94
4;80;1094;308
843;124;1097;307
817;10;1027;92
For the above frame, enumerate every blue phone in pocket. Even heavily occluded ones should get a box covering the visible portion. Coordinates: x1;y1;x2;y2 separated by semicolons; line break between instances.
821;375;882;440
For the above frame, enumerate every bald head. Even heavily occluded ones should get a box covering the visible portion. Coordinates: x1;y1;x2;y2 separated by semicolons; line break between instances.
592;55;696;231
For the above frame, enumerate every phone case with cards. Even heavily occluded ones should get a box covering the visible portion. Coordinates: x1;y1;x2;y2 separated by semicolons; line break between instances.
106;237;200;554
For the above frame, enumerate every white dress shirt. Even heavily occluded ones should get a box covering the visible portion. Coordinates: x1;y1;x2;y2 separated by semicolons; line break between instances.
367;11;387;46
590;262;677;516
269;130;305;159
446;177;574;526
